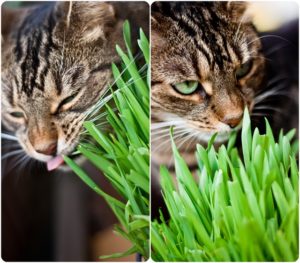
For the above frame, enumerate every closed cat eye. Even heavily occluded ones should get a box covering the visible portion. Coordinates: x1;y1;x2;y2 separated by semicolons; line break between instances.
235;60;253;79
57;93;79;112
172;81;199;95
61;93;78;105
10;111;25;118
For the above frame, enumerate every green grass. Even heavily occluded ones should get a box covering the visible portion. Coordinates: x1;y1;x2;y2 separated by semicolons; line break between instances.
151;108;299;261
64;21;149;259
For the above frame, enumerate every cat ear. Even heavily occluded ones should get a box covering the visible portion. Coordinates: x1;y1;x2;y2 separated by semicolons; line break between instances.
226;2;251;23
55;2;116;43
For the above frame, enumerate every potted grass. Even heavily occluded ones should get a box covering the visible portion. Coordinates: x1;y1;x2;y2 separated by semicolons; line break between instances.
64;21;149;260
151;109;299;261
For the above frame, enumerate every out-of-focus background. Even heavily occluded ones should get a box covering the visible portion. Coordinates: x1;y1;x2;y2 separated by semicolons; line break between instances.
249;1;298;31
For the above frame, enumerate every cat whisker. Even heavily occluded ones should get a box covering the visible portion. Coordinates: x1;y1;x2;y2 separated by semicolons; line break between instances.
150;127;170;135
15;155;32;175
85;73;147;123
184;132;198;153
151;128;190;142
254;83;291;104
254;91;290;104
80;122;110;135
1;133;18;141
166;131;198;168
266;75;289;88
255;95;286;106
177;132;196;151
86;94;115;118
82;115;112;131
1;145;21;151
264;43;290;56
125;74;148;86
246;34;293;47
88;108;117;123
80;138;97;145
151;121;186;129
105;52;141;89
248;55;273;62
151;128;177;137
151;125;187;134
2;149;25;160
234;11;248;43
254;83;286;98
9;154;31;175
251;112;271;117
152;129;191;154
1;141;20;147
85;53;143;117
97;53;142;94
253;106;283;114
92;120;110;127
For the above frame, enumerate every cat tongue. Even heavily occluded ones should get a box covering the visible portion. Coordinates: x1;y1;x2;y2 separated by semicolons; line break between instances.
47;155;64;171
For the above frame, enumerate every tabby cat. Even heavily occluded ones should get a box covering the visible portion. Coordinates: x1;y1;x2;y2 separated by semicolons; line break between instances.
2;1;147;170
151;2;298;219
151;1;266;167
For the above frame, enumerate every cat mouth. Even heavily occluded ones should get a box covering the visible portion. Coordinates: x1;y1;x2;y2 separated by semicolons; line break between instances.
46;154;81;171
47;155;65;171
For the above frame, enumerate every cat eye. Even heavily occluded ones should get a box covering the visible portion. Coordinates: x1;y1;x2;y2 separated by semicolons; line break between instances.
172;81;199;95
235;60;253;79
61;94;78;105
57;93;79;112
10;111;25;118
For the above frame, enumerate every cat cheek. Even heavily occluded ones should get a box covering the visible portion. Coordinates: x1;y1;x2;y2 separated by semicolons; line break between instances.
58;122;83;154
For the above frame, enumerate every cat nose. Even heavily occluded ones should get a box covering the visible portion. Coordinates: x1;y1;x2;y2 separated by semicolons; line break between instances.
36;142;57;156
222;113;243;128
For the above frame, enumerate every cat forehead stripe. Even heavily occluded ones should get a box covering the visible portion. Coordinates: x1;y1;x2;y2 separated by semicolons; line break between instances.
154;2;253;69
15;4;58;96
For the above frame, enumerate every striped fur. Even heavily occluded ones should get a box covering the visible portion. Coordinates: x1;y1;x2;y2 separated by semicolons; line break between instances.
1;2;145;163
151;2;265;167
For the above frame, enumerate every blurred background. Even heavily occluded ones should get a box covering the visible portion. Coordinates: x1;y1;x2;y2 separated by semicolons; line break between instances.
249;1;298;31
249;1;299;136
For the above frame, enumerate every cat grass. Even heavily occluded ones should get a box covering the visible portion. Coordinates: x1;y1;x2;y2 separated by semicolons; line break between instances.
64;21;149;259
151;108;299;262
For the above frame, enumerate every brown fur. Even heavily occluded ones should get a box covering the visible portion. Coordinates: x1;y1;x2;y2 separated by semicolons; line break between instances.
151;2;265;166
1;1;148;163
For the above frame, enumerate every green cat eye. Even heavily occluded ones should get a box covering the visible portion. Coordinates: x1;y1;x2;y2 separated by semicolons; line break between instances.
10;111;25;118
236;60;253;79
173;81;199;95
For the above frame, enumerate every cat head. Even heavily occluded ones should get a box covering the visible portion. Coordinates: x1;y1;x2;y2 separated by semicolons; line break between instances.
1;2;123;163
151;2;265;141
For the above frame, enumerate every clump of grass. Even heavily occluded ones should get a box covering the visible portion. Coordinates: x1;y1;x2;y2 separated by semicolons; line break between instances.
151;108;298;261
64;21;149;259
